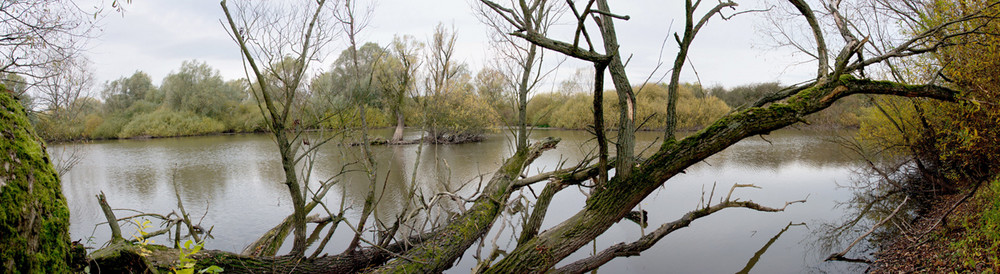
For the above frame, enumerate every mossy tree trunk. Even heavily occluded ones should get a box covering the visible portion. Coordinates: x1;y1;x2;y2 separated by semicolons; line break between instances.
477;79;959;273
0;87;75;272
370;137;560;273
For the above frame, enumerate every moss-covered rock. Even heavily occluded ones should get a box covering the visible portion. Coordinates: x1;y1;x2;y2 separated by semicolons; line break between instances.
0;85;74;272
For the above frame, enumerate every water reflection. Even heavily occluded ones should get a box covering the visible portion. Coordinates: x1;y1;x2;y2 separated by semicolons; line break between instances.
808;175;917;268
737;222;806;274
53;128;867;272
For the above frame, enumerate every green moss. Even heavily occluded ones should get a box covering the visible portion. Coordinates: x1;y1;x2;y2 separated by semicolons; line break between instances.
838;73;857;83
194;252;266;270
88;242;156;273
0;85;73;272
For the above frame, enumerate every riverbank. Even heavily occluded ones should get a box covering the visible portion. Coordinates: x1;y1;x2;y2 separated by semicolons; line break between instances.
873;176;1000;272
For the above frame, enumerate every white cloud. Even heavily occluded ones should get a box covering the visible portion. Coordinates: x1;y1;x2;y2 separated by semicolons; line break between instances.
85;0;808;90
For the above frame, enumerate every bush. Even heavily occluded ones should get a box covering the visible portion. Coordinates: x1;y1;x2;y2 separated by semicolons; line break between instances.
34;115;86;141
714;82;781;108
525;92;563;127
413;89;499;139
527;83;731;131
90;114;131;139
220;103;267;133
948;177;1000;270
549;93;594;129
119;109;225;138
322;105;392;130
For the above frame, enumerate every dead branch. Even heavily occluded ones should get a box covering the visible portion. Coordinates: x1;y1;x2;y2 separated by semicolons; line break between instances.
517;180;567;245
555;184;806;273
96;191;123;243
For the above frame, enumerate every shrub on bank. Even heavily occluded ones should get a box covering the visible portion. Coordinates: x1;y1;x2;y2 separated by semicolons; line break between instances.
322;106;391;130
33;115;86;141
90;114;130;139
219;103;267;133
119;109;225;138
526;83;731;130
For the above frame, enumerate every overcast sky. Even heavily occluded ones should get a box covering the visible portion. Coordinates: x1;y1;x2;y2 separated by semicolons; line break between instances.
83;0;815;92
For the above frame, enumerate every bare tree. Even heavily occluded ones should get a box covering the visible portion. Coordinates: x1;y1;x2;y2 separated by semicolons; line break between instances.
35;57;95;121
221;0;336;257
334;0;384;255
664;0;739;141
0;0;97;96
476;0;562;152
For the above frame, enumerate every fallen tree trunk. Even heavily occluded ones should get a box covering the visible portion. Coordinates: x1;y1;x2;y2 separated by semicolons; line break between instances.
369;137;560;273
88;229;436;273
194;243;408;273
478;78;959;272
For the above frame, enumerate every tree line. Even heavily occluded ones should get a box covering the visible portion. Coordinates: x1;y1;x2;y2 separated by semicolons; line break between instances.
20;59;871;142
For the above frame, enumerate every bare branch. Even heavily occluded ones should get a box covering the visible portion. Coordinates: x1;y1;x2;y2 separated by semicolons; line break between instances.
556;185;806;273
511;31;610;62
785;0;830;82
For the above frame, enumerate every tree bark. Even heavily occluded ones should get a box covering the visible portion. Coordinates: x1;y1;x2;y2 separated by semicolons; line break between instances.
97;192;124;243
517;180;565;245
392;110;405;143
278;130;309;257
594;0;637;178
0;87;74;272
593;63;609;187
516;43;537;151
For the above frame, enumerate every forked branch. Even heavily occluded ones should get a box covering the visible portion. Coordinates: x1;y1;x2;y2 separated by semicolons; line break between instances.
556;184;806;273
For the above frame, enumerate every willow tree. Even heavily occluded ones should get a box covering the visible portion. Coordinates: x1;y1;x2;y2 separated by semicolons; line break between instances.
377;35;422;143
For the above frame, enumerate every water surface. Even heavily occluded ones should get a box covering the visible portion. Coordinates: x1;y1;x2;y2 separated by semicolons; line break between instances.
54;128;868;273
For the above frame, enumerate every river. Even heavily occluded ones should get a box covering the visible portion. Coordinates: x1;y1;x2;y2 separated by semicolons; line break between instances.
52;128;871;273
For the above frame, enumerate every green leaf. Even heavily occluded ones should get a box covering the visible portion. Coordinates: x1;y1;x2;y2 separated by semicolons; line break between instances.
199;266;224;273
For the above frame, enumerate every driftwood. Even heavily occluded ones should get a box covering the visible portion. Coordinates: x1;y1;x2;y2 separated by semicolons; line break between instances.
347;134;487;147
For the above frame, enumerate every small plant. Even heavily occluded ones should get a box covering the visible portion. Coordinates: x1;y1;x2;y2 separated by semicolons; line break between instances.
173;239;223;274
131;219;154;257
